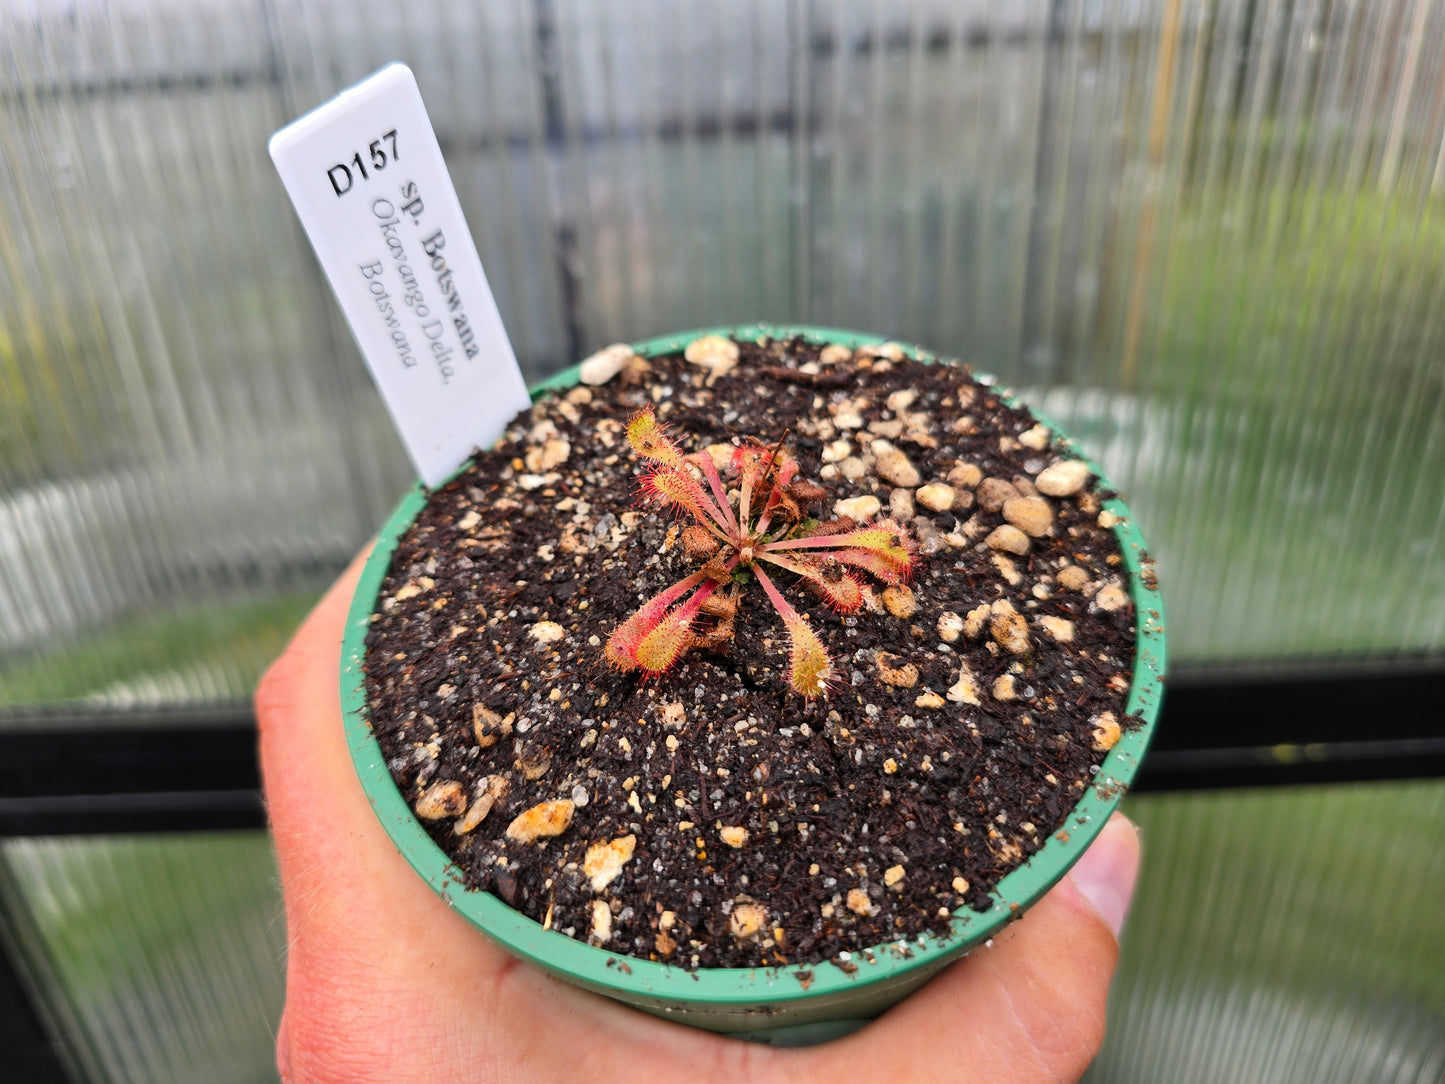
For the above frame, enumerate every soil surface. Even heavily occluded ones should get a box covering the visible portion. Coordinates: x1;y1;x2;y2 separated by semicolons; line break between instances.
363;335;1137;971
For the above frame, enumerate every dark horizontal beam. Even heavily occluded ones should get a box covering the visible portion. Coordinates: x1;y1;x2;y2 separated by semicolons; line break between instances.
0;665;1440;835
0;791;264;836
0;706;265;835
1131;735;1445;792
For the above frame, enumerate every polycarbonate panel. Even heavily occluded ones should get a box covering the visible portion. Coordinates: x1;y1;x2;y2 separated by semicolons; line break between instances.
1093;781;1445;1084
0;2;1442;689
3;834;284;1084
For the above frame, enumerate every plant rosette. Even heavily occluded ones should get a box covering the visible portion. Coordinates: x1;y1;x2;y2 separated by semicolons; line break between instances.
341;324;1166;1044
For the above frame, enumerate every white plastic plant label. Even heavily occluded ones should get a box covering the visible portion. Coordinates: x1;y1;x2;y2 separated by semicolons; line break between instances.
269;63;529;488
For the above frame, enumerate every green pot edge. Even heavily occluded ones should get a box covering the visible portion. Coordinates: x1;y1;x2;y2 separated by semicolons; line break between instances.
340;322;1167;1020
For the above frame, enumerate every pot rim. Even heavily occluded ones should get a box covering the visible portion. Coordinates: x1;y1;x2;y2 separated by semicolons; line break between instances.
340;323;1166;1010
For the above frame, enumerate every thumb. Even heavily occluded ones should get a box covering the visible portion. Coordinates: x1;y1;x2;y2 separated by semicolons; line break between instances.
809;813;1140;1083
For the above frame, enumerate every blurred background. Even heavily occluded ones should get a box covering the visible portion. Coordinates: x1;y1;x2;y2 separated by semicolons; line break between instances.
0;0;1441;1080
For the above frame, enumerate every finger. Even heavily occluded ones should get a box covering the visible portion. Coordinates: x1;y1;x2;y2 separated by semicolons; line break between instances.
806;813;1140;1083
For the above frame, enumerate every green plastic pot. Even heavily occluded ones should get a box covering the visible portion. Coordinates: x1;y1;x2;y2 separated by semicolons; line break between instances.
340;324;1167;1045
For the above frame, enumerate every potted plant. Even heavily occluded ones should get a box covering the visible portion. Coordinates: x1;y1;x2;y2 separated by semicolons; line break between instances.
340;324;1165;1044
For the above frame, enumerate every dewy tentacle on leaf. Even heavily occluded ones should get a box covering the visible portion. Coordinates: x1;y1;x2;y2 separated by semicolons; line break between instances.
604;404;915;697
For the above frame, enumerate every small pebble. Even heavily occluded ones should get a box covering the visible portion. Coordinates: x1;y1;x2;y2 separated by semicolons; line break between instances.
1057;565;1091;591
876;654;919;688
453;792;495;835
1092;711;1122;751
393;577;433;602
719;826;750;848
525;438;571;472
505;799;575;843
916;483;956;512
819;343;853;364
1036;460;1091;497
846;888;872;916
963;604;991;640
976;477;1019;513
835;495;882;521
473;705;514;748
886;388;917;412
989;600;1032;655
1095;582;1129;611
584;834;637;891
684;335;740;386
992;673;1018;700
415;780;466;820
884;864;906;888
991;553;1023;586
1003;495;1054;538
948;462;984;489
579;343;633;385
881;585;917;619
875;448;921;488
590;899;612;943
986;525;1031;555
517;746;552;781
937;611;964;642
1019;424;1051;450
889;487;916;520
1037;616;1075;642
729;902;768;940
529;621;565;644
947;664;983;706
914;689;945;709
952;876;969;893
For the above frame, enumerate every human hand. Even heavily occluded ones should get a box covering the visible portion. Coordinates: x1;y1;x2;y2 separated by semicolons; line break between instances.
259;550;1142;1083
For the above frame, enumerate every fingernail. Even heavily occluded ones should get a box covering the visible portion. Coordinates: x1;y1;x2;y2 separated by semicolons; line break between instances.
1066;814;1140;938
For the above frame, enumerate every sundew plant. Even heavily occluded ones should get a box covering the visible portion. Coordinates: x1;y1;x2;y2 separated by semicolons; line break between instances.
604;406;915;697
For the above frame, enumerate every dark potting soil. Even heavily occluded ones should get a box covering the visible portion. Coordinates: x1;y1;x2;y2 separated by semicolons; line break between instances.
362;336;1138;971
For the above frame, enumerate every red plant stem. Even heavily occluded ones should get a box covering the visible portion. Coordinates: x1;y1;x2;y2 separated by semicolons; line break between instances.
760;532;875;553
755;551;819;579
751;459;798;538
693;452;740;535
752;562;805;627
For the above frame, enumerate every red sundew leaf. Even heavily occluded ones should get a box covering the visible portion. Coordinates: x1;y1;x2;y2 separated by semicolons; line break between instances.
762;520;915;584
633;579;720;675
626;406;685;466
639;466;732;537
692;450;740;535
752;457;801;536
784;616;834;699
731;441;795;529
758;552;865;613
604;570;712;670
825;547;912;586
753;564;836;699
